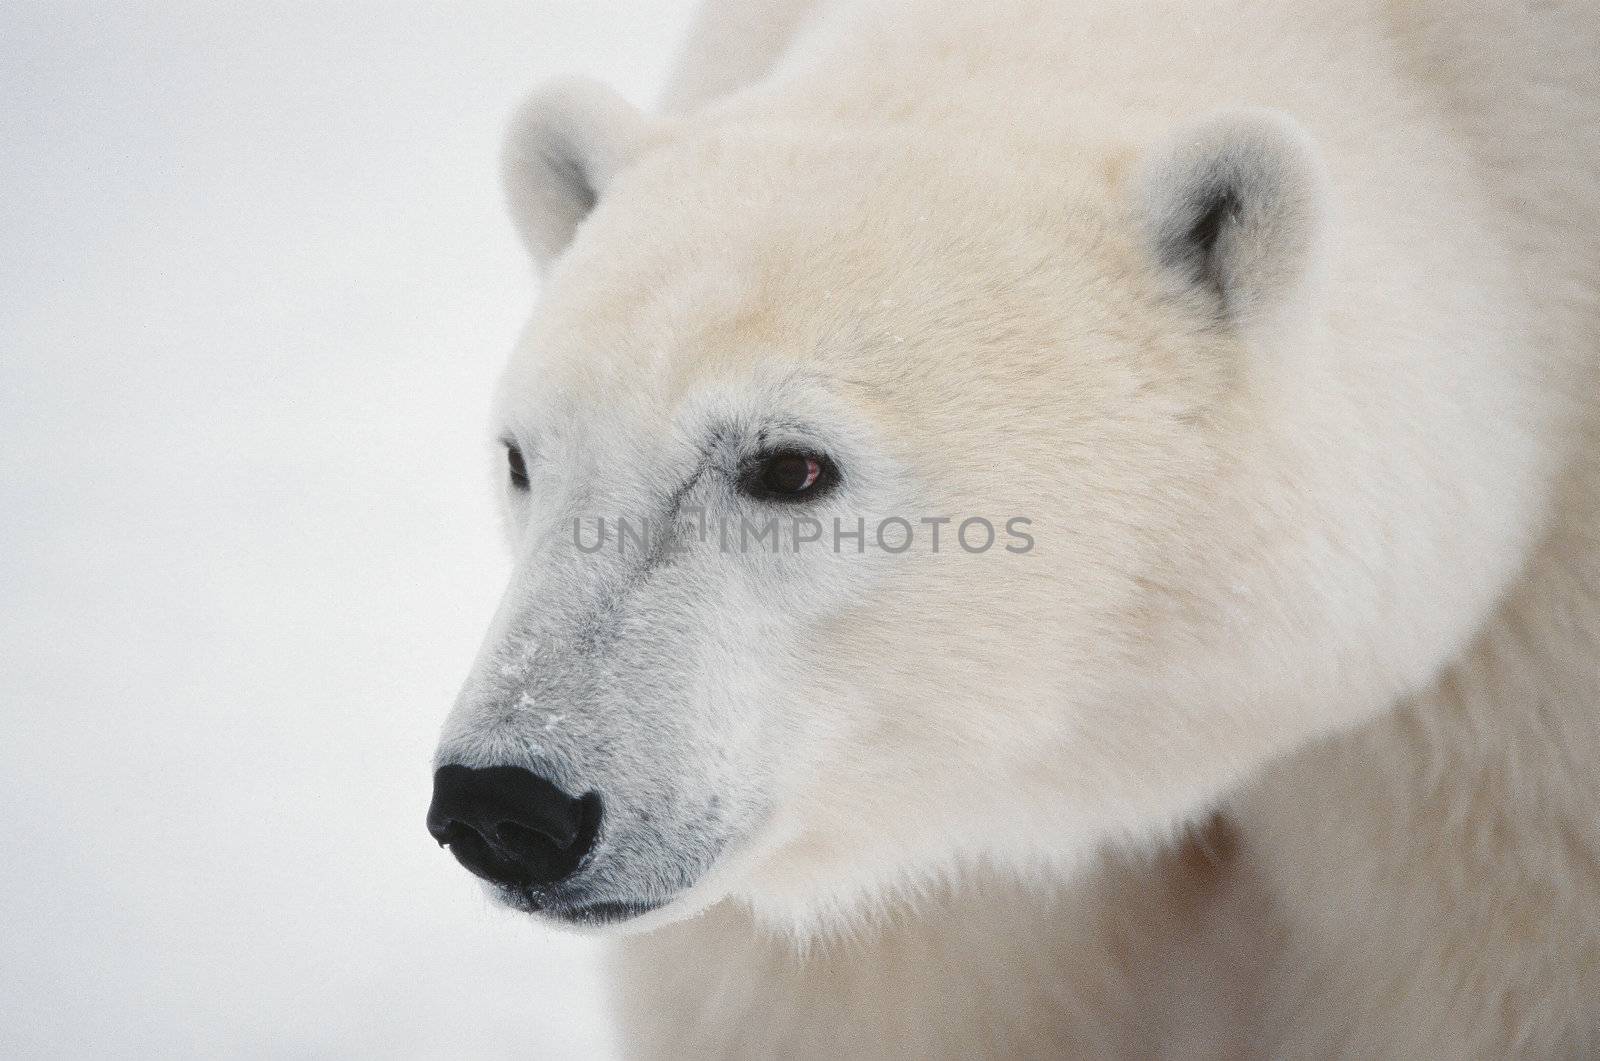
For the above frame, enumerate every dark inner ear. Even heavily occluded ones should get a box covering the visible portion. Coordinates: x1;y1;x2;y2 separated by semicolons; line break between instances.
543;141;597;216
1141;110;1324;325
1187;185;1241;297
1161;174;1244;307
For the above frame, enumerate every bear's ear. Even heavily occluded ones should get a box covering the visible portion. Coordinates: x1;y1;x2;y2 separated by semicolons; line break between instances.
501;78;648;272
1135;109;1327;326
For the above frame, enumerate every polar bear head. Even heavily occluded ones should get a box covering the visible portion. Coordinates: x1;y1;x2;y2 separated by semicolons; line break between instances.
428;78;1554;934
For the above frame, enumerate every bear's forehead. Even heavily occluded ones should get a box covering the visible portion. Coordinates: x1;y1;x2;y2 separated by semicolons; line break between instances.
504;124;1192;439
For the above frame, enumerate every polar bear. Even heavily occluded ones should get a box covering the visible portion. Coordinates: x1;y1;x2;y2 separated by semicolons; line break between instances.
427;0;1600;1055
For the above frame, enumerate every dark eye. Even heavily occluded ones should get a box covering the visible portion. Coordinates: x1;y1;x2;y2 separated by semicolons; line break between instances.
505;443;529;490
740;450;838;503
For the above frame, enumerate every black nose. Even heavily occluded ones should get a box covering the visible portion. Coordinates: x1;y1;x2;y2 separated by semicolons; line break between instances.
426;764;601;891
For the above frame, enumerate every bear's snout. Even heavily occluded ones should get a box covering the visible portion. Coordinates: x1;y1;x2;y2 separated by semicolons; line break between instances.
426;764;600;896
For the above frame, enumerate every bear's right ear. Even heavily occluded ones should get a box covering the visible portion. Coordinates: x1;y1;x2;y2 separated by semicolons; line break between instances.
1134;109;1327;328
501;78;648;272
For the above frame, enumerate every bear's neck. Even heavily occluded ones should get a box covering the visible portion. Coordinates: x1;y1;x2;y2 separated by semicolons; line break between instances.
607;835;1265;1059
1231;428;1600;1054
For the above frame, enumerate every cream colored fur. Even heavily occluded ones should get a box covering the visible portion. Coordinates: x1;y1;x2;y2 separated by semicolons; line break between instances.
479;0;1600;1055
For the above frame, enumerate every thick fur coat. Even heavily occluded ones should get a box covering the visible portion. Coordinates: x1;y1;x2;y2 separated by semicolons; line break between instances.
433;1;1600;1055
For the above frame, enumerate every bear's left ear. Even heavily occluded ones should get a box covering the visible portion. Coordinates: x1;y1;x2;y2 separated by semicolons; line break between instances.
1135;109;1327;326
501;78;648;273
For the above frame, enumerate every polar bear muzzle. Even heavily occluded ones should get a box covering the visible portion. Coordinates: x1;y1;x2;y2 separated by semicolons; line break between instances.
426;764;601;898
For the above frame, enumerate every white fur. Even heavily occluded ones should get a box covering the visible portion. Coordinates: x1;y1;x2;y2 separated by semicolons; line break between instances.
441;0;1600;1054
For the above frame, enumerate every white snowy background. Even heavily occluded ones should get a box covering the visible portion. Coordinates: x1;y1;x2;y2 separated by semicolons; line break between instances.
1;2;697;1056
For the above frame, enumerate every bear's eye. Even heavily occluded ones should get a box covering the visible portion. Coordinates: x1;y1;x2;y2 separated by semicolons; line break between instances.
740;450;838;503
505;443;529;491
